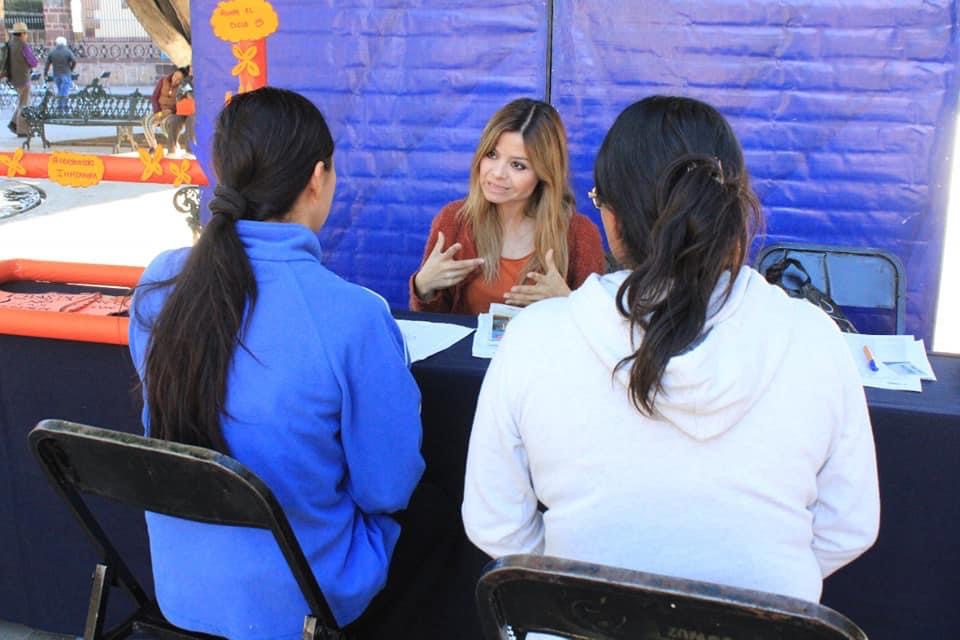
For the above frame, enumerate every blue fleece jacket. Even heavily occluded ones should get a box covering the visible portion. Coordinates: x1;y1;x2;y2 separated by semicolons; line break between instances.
129;220;424;638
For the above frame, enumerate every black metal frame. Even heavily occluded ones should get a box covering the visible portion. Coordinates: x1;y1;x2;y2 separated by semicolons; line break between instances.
28;419;344;640
754;242;907;335
477;555;868;640
173;185;201;237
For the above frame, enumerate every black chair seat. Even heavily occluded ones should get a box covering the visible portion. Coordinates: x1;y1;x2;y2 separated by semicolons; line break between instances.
28;419;344;640
476;555;868;640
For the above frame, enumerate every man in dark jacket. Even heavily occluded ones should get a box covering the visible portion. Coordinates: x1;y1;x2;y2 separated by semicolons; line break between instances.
44;36;76;108
6;22;38;136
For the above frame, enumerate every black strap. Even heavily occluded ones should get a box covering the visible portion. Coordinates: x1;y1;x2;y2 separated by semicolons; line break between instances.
764;257;859;333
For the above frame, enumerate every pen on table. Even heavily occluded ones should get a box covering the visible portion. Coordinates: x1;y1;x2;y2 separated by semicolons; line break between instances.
862;345;879;372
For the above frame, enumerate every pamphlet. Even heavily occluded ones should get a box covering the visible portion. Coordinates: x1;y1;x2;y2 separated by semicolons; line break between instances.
471;303;523;358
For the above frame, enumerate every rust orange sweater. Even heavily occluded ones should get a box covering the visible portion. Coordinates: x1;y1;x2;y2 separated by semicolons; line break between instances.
409;200;606;314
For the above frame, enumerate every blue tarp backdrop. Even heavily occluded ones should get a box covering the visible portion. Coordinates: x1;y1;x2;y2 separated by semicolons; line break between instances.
193;0;959;341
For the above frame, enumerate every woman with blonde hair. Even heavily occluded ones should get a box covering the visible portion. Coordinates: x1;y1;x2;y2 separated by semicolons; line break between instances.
410;98;605;314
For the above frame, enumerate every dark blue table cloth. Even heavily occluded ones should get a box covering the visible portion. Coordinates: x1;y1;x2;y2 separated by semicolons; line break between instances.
1;307;957;638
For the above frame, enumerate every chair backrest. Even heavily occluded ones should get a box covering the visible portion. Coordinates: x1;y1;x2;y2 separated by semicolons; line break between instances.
28;419;340;637
754;243;906;334
476;555;868;640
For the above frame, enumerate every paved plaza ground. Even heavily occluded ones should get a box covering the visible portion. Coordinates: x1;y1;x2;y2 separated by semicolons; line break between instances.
0;90;196;268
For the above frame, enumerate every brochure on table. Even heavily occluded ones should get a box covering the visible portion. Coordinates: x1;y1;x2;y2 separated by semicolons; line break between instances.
472;303;522;358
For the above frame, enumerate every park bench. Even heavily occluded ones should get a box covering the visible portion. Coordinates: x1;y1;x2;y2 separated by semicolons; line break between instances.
21;81;152;153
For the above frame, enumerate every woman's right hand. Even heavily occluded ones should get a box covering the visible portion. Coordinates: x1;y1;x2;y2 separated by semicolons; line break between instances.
414;231;484;300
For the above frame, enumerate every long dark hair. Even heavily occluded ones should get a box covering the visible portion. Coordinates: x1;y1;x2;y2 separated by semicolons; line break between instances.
593;96;762;415
141;87;334;451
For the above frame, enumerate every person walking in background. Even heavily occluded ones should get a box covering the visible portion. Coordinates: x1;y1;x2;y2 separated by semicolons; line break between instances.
44;36;76;109
6;22;38;137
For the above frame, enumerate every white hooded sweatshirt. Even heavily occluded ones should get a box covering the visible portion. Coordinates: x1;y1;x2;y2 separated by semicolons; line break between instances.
462;267;879;602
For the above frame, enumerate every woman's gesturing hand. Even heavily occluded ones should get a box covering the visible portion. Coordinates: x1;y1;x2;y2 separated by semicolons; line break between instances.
414;231;485;300
504;249;571;307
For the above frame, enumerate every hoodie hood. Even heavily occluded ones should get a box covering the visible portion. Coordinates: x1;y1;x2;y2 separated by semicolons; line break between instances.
569;267;793;441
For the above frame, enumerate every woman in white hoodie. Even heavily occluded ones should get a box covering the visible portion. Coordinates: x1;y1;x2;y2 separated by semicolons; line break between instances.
462;95;880;603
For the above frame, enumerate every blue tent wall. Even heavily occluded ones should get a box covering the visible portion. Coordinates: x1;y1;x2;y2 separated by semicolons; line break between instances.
193;0;548;297
193;1;958;340
553;2;959;341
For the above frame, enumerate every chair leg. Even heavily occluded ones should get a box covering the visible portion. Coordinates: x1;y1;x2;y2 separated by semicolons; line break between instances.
84;563;111;640
302;616;316;640
302;615;345;640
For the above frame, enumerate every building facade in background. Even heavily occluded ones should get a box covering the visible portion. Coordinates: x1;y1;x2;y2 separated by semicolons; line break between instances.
2;0;174;87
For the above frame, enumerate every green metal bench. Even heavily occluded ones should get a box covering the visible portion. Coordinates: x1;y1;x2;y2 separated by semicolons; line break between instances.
21;81;152;154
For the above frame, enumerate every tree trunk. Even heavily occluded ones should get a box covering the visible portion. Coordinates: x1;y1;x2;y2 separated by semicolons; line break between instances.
125;0;191;68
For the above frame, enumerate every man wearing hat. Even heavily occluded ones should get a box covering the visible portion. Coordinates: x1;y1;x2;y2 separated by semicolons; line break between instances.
6;22;38;137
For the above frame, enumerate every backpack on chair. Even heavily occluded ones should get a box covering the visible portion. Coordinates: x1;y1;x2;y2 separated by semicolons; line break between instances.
763;257;859;333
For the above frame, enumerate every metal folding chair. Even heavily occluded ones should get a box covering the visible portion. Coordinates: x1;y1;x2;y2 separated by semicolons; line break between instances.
477;555;868;640
754;243;906;334
28;419;344;640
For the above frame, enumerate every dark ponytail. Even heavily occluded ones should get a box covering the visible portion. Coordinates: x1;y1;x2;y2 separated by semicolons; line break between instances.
140;87;334;451
594;96;762;415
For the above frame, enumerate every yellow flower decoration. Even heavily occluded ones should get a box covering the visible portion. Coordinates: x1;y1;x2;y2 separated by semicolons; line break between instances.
137;147;165;181
0;148;27;178
231;45;261;77
170;160;194;187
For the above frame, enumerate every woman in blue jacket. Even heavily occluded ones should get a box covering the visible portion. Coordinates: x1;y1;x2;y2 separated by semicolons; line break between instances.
130;87;430;638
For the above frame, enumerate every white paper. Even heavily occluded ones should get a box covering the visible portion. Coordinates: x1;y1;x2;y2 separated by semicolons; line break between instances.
396;320;473;364
842;333;937;392
471;303;523;358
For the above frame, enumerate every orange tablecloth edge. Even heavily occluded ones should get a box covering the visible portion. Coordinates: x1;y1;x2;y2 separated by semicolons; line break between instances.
0;259;145;345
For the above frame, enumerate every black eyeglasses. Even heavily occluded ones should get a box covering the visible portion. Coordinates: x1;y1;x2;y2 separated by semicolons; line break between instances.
588;187;602;210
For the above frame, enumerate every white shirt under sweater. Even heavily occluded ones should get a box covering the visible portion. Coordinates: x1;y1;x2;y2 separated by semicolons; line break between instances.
462;267;879;603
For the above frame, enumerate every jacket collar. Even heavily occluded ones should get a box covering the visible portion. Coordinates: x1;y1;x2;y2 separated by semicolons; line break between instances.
235;220;323;262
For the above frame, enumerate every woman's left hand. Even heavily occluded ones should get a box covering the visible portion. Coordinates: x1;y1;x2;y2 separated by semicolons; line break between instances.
503;249;571;307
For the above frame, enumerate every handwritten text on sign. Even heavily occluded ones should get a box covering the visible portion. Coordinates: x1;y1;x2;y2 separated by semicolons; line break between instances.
48;152;105;188
210;0;279;42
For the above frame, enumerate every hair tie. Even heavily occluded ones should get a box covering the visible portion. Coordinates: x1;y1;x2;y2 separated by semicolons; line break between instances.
209;184;247;221
683;157;725;186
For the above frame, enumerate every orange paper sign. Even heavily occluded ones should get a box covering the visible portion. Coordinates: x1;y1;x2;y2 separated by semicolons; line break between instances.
48;151;105;188
210;0;279;42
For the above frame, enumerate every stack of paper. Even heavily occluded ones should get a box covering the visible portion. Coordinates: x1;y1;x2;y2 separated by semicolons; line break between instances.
472;303;523;358
842;333;937;392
